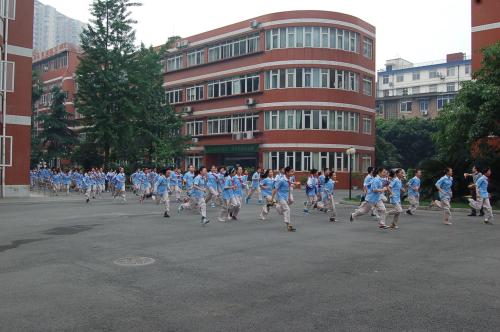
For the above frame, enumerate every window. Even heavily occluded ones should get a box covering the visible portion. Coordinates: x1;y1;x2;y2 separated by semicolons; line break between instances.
400;101;412;113
207;113;258;134
412;86;420;94
383;90;389;97
447;67;455;76
186;85;204;102
382;75;389;84
363;77;372;96
420;100;428;113
362;117;371;134
166;55;183;71
264;110;359;132
286;68;295;88
264;26;359;53
446;83;455;92
429;70;438;79
165;89;183;104
186;156;202;170
437;95;454;110
396;74;404;82
187;49;204;67
412;72;420;80
429;84;438;93
363;37;372;58
303;152;311;171
186;120;203;136
208;33;260;62
402;88;408;96
361;154;372;172
208;73;259;98
465;65;470;74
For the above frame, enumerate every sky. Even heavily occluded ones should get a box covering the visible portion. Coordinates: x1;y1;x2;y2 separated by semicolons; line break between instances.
38;0;471;70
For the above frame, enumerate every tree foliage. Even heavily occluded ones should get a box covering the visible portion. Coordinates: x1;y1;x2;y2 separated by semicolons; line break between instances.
376;117;438;169
76;0;140;166
37;86;78;161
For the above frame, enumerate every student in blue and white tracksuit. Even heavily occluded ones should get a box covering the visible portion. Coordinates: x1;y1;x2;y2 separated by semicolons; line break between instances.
259;169;275;220
154;168;170;217
432;167;454;225
231;166;244;219
406;170;422;215
387;169;405;229
138;169;152;203
183;165;195;198
113;167;127;202
304;169;319;213
246;167;262;204
219;167;237;222
180;166;209;225
205;165;222;208
169;168;180;201
83;171;93;203
468;167;493;225
62;170;72;195
317;171;338;222
271;166;296;232
350;167;389;229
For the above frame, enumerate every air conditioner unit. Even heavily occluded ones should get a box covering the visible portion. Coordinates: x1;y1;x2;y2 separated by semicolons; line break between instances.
192;137;199;143
244;131;254;139
182;106;193;114
388;83;394;87
176;40;189;48
232;133;242;140
250;20;260;29
246;98;256;106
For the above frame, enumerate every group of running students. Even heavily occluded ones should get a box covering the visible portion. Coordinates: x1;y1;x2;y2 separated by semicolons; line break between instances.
30;163;494;231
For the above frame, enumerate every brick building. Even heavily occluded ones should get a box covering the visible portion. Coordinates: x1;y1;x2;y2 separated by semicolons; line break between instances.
0;0;34;197
32;43;82;142
376;53;471;119
471;0;500;72
162;10;376;187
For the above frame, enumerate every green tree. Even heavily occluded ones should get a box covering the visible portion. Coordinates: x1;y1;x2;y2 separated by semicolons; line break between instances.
128;44;189;167
37;86;78;161
376;117;438;169
31;71;44;165
76;0;141;167
433;42;500;200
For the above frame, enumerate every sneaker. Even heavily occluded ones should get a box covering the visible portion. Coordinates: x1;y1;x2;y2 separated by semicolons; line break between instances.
287;224;296;232
378;224;389;229
350;213;354;222
406;210;413;215
86;198;90;203
329;217;336;222
484;220;493;225
231;216;238;221
303;201;307;207
444;222;453;225
177;205;183;214
201;217;210;225
259;216;266;221
217;217;225;222
164;211;170;218
389;224;399;229
303;209;309;213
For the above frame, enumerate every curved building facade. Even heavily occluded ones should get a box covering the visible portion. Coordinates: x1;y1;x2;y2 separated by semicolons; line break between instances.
162;10;376;188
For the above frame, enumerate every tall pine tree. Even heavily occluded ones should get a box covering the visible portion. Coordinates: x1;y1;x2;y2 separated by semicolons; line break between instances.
37;86;78;162
76;0;140;167
128;44;189;166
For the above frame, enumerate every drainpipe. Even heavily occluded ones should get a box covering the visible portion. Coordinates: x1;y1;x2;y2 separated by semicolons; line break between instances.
1;16;8;198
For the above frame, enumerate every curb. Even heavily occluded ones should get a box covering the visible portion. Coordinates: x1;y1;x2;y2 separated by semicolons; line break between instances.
339;200;499;215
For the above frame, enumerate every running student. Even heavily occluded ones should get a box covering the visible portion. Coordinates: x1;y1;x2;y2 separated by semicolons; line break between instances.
113;167;127;202
317;171;338;222
350;167;390;229
259;169;275;221
231;166;244;220
219;167;236;222
387;169;405;229
431;167;454;225
205;165;221;208
304;169;318;213
154;168;170;218
468;167;493;225
406;169;421;215
192;166;210;225
246;167;262;204
271;166;297;232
